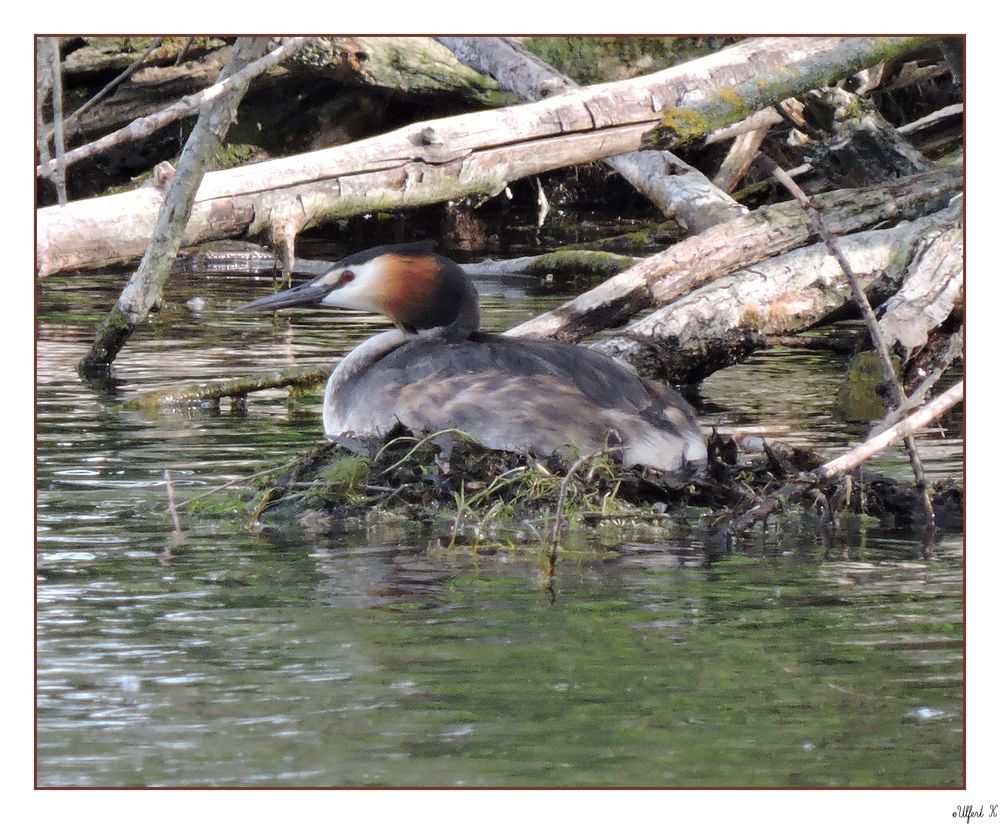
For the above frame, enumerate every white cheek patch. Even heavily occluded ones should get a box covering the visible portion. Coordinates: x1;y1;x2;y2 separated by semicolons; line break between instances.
319;259;383;312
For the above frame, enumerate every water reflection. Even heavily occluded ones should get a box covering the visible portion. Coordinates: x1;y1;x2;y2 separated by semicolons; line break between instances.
36;252;963;787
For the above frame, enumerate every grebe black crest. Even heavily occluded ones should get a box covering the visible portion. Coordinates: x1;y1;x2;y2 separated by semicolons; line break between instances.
242;243;707;482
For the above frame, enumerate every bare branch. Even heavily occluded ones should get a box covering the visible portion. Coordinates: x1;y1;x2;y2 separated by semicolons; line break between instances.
37;37;310;178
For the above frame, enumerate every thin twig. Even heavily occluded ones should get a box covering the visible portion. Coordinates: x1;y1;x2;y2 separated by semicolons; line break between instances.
174;455;306;510
762;154;939;550
548;448;614;548
47;38;68;205
376;428;472;477
37;37;310;177
871;329;963;436
174;37;194;66
51;37;164;139
544;447;611;587
164;469;183;535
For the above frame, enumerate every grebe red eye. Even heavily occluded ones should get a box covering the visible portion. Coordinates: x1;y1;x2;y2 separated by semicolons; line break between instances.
338;270;355;286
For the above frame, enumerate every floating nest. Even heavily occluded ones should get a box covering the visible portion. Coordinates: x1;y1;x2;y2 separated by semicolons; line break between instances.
232;428;962;552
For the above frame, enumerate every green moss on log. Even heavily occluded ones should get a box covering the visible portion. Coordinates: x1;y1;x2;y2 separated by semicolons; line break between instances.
835;350;902;422
521;250;636;278
126;365;331;410
78;304;134;374
644;37;934;149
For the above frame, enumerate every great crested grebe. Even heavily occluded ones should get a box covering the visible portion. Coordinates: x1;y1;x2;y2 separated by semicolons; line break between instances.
242;242;707;482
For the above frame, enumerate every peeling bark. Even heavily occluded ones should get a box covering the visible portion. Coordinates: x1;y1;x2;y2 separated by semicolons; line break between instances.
878;220;963;358
588;204;960;384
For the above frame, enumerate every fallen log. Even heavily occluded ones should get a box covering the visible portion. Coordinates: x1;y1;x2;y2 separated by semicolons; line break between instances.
639;38;930;151
301;37;506;103
461;250;637;279
588;203;961;383
437;36;746;233
38;36;929;278
507;166;962;343
173;244;637;281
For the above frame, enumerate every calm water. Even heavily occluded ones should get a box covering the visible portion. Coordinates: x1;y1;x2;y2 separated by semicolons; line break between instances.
36;240;964;787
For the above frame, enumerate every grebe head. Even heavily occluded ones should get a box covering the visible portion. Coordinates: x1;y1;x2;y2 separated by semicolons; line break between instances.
240;241;480;339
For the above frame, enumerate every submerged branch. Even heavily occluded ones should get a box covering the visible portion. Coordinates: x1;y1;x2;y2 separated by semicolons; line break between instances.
80;38;272;373
126;365;330;410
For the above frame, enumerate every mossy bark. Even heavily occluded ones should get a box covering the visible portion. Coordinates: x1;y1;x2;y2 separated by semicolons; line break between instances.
642;37;934;150
126;365;330;411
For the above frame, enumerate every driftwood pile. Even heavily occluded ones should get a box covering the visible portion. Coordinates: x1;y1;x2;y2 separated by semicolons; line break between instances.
36;36;964;551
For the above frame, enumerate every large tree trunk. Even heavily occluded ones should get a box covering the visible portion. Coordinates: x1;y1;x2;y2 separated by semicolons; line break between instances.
38;36;929;277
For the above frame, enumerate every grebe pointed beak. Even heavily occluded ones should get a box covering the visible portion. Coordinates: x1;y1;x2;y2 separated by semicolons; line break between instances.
238;277;335;313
